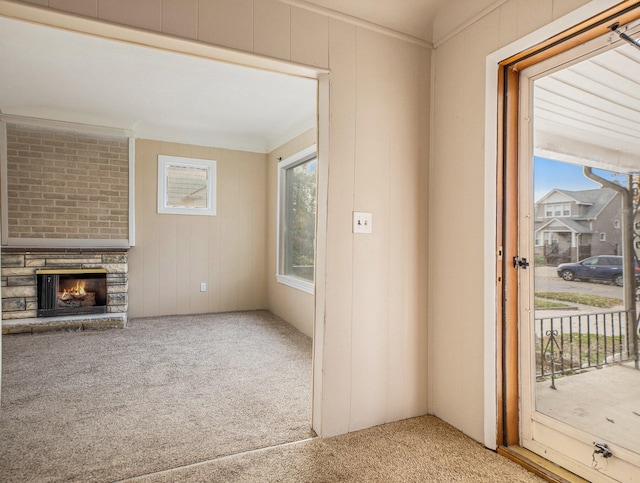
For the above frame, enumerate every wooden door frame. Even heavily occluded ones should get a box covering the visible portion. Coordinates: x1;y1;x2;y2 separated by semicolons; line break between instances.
496;0;640;448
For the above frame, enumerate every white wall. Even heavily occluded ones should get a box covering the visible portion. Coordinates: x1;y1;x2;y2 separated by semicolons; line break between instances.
429;0;593;443
6;0;431;438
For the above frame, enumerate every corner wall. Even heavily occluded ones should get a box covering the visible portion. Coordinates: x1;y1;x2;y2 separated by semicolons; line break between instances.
429;0;592;443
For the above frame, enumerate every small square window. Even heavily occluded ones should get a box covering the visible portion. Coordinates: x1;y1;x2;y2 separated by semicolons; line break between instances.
600;232;606;242
158;155;216;216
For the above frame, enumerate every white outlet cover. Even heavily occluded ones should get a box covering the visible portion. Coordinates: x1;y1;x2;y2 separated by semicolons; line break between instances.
353;211;372;234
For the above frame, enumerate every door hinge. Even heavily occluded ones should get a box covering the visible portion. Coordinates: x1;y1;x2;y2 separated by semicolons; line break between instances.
513;256;530;269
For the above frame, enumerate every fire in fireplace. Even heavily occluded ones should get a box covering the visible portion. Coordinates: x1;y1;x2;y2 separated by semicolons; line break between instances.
36;269;107;317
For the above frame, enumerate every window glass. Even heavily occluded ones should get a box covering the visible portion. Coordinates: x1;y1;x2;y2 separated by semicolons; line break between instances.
277;145;317;293
157;155;216;216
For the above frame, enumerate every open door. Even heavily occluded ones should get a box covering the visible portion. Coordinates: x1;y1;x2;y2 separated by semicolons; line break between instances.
517;16;640;483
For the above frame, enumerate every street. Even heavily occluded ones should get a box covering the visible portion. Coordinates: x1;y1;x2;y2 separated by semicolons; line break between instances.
534;266;624;300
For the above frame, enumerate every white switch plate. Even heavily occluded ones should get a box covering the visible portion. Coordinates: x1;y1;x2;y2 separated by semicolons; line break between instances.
353;211;372;234
200;282;207;292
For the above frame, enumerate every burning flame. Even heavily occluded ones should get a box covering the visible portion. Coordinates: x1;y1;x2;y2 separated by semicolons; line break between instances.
62;280;86;296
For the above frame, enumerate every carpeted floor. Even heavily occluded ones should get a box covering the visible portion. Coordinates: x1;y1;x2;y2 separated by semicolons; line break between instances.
129;416;544;483
1;310;543;483
1;311;314;482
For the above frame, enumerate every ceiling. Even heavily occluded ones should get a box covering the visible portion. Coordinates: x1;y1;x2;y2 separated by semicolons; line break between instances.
0;16;317;153
0;2;450;154
2;2;640;161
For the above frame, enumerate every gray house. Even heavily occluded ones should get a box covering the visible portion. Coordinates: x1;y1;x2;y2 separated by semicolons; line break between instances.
535;188;622;264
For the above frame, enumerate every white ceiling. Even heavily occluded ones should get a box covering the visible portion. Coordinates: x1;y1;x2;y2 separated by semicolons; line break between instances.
0;16;317;153
0;2;450;154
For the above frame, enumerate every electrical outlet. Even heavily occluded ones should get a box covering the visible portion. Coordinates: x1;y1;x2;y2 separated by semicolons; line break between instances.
353;211;372;234
200;282;207;292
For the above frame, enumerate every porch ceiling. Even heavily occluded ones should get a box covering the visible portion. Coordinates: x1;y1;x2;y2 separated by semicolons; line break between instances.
534;20;640;173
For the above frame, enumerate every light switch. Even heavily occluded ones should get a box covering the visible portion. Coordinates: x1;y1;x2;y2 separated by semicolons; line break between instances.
353;211;372;234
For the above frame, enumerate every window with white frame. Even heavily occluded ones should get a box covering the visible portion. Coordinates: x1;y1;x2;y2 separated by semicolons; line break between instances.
544;203;570;217
277;145;317;294
600;232;606;242
158;155;216;216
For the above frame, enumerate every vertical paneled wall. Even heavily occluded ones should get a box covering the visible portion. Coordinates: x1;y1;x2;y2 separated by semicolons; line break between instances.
429;0;592;442
130;139;267;318
10;0;431;439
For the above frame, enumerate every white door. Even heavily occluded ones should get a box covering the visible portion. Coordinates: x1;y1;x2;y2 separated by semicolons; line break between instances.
518;21;640;482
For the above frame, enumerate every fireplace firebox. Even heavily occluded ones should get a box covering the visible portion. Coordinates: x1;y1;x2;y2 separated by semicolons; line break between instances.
37;269;107;317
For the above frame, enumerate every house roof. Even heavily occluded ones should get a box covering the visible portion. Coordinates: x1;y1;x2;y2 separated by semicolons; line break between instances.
539;187;618;220
535;217;593;234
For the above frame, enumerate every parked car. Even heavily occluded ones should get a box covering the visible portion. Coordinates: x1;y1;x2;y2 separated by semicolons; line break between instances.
557;255;640;286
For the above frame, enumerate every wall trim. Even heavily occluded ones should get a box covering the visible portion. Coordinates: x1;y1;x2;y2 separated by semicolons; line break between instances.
0;0;329;80
0;113;133;138
278;0;431;48
433;0;508;49
6;238;131;249
0;120;7;246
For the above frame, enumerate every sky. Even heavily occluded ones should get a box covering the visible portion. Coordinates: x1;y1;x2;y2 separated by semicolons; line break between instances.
534;157;622;202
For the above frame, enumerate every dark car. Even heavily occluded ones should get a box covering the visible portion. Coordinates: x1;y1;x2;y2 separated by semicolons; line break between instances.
557;255;640;286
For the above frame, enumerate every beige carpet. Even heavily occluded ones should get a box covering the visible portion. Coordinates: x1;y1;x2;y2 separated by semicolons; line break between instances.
129;416;544;482
1;311;314;482
1;310;543;482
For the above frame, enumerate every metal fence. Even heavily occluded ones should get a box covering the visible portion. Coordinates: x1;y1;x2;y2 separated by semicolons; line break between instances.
535;310;638;388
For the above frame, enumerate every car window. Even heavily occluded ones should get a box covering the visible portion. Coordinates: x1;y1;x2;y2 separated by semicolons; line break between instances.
582;258;598;266
601;257;621;266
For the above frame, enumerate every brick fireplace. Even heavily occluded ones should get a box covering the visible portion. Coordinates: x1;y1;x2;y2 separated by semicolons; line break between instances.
1;118;131;334
1;249;128;334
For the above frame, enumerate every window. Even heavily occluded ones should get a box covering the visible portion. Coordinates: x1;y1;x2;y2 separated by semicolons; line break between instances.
600;232;606;242
614;220;620;229
544;203;570;218
157;155;216;216
277;145;317;294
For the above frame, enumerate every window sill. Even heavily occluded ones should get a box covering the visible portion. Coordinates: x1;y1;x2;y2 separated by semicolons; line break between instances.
276;274;314;295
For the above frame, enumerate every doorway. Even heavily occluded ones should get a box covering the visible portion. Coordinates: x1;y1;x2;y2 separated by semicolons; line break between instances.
499;3;640;481
0;1;328;458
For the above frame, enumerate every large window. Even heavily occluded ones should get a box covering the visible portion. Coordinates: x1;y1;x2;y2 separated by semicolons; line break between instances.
277;145;317;294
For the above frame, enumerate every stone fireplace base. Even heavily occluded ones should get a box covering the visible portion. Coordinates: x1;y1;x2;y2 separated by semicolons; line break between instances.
2;313;127;334
1;248;128;334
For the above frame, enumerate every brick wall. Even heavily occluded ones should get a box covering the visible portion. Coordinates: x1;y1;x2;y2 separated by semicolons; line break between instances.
6;122;129;240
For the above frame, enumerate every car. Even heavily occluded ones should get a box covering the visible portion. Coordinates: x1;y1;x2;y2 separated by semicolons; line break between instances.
557;255;640;286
